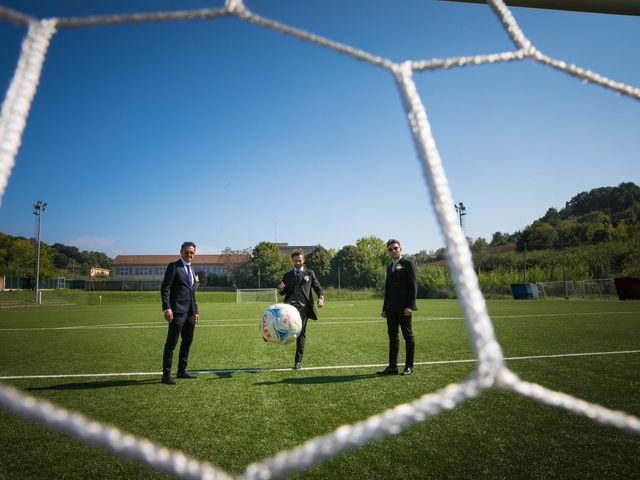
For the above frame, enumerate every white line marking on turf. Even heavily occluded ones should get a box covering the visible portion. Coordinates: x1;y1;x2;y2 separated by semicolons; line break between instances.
1;311;637;332
2;350;639;380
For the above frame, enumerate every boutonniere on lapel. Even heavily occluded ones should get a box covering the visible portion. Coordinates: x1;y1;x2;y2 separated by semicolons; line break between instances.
302;275;310;284
394;263;403;271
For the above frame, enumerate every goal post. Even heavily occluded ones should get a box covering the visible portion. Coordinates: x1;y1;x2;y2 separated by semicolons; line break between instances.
536;279;615;300
236;288;278;304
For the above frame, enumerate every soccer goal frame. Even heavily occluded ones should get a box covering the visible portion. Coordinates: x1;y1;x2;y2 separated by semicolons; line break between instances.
439;0;640;16
236;288;278;304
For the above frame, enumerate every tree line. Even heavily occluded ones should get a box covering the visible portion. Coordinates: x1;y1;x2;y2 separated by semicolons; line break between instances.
2;182;637;295
211;182;639;294
0;232;112;283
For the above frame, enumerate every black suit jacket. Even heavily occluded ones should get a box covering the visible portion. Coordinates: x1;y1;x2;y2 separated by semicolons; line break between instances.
383;257;418;313
278;268;324;320
160;260;198;316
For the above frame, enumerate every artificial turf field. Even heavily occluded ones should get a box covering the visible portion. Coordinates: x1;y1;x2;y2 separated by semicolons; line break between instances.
0;298;639;479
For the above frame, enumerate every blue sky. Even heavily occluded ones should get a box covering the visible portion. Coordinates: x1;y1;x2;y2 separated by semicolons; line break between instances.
0;0;638;258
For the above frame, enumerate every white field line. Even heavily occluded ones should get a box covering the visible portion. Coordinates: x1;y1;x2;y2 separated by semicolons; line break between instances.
2;349;639;381
0;311;638;331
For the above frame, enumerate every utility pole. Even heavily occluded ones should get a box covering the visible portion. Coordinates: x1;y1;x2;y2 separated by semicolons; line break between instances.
33;200;47;304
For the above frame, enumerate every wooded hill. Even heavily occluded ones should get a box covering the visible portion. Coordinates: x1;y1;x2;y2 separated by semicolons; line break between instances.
417;182;640;287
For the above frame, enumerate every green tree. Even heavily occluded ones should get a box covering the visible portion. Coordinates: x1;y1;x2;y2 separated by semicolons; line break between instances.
355;236;387;288
558;220;588;247
517;221;559;251
304;244;334;286
38;243;56;280
540;207;561;226
331;245;370;288
8;238;33;277
490;232;510;247
249;242;289;288
470;237;489;269
406;250;433;265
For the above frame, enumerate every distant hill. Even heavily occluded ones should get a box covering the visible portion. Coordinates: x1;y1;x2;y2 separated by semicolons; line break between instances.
415;182;639;266
516;182;639;251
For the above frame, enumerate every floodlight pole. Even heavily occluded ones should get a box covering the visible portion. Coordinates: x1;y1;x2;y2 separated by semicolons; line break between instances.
455;202;467;236
33;200;47;304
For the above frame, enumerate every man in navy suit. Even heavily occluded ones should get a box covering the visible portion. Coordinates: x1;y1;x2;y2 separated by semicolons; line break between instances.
377;239;417;376
277;249;325;370
160;241;199;385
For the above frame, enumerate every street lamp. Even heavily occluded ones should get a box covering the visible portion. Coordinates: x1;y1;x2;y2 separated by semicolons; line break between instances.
33;200;47;304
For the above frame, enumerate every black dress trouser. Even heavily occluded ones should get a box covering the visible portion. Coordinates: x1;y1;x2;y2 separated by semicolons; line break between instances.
386;311;415;369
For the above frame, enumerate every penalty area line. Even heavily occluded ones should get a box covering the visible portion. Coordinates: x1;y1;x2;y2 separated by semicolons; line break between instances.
1;349;639;380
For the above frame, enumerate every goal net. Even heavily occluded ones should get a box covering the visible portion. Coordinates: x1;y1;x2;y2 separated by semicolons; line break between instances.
537;278;616;300
0;1;639;480
236;288;278;304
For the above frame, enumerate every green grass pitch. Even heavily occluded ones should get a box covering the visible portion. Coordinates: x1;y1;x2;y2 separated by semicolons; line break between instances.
1;299;639;479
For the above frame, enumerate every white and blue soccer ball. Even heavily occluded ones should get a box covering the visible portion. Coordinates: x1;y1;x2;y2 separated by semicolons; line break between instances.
260;303;302;344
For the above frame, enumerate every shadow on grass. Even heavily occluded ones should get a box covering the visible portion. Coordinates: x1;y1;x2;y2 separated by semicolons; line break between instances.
254;373;378;386
25;378;159;391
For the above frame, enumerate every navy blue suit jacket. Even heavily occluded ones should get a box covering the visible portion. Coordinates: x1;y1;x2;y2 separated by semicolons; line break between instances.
160;260;198;316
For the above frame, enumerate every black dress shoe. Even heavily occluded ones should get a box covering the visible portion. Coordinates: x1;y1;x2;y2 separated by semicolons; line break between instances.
293;363;302;370
176;371;197;379
401;367;413;376
161;376;176;385
376;366;399;375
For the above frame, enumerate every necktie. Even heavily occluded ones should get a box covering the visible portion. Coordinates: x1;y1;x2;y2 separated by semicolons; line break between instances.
186;264;193;286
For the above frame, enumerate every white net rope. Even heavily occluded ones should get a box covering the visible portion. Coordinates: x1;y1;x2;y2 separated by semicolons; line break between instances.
0;14;56;206
0;0;639;478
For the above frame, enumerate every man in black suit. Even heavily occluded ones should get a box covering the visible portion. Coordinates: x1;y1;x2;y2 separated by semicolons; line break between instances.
160;241;199;385
277;249;325;370
377;239;417;376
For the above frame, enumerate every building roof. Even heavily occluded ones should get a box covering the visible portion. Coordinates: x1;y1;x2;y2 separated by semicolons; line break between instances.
113;254;248;266
276;244;318;256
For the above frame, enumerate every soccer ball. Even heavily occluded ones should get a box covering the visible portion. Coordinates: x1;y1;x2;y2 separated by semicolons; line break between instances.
260;303;302;344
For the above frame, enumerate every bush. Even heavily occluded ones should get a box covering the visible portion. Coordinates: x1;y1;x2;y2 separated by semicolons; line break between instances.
417;267;454;299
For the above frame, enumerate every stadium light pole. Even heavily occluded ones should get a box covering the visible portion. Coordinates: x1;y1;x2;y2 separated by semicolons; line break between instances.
455;202;467;236
33;200;47;304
